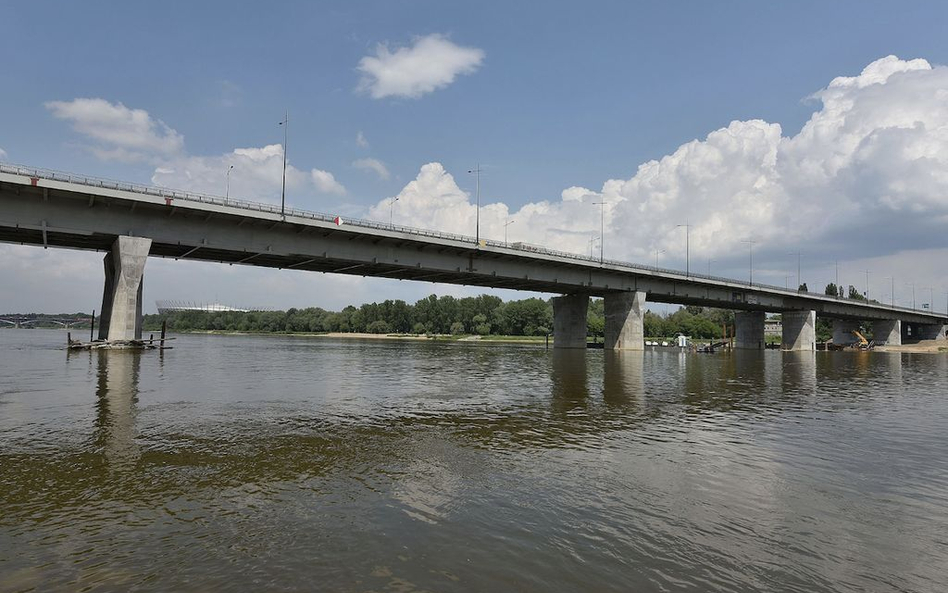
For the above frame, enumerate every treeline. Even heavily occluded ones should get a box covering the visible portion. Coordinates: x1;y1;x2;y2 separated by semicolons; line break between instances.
143;294;736;339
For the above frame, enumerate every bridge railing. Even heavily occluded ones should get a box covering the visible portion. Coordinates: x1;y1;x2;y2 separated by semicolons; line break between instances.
0;162;937;318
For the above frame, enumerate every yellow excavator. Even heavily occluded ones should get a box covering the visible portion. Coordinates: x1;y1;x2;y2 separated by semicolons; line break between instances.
852;330;874;350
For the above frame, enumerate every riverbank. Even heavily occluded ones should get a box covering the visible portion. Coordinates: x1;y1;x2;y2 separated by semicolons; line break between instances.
156;329;552;344
877;339;948;353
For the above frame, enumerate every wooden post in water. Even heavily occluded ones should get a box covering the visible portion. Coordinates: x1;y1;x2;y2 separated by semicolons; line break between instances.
90;309;95;342
160;320;167;349
67;332;71;347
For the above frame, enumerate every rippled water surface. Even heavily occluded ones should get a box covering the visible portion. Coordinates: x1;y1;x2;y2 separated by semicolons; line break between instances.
2;330;947;592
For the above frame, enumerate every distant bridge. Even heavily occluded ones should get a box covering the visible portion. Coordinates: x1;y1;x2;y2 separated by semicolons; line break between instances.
0;316;90;329
1;162;945;349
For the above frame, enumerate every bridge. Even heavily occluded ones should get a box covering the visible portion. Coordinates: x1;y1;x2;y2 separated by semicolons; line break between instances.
1;162;945;349
0;315;90;329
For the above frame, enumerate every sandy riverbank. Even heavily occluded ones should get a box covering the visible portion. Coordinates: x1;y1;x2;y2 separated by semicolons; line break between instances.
876;339;948;353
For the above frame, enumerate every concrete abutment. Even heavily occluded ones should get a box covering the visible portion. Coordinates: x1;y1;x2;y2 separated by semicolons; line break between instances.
831;320;861;346
552;294;589;349
603;291;645;351
734;311;765;350
97;236;151;342
873;320;902;346
782;310;816;351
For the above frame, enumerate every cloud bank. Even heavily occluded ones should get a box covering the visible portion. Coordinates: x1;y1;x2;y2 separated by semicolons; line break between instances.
357;34;484;99
370;56;948;275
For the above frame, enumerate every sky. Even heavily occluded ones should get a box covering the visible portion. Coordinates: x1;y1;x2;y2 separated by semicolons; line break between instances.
2;0;948;314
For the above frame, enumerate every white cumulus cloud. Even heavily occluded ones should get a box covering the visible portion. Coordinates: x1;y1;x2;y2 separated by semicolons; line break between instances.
44;98;347;206
352;157;390;180
45;98;184;162
368;56;948;287
357;34;485;99
356;131;369;148
151;144;346;204
311;169;347;195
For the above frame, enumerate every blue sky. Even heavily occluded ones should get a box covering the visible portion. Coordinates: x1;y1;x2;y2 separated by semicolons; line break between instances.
3;1;948;312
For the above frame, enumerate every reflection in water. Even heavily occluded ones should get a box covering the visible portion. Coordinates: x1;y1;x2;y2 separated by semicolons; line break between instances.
550;349;589;409
3;331;948;593
782;352;817;394
602;351;644;407
92;350;142;470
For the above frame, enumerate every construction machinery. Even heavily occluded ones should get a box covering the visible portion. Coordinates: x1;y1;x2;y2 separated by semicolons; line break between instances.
852;330;874;350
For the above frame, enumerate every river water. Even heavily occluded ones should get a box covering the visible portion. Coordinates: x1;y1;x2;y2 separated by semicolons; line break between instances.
1;329;947;592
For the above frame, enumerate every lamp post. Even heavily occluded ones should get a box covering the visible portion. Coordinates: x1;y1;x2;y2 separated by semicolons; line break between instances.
788;251;802;290
883;276;895;307
677;223;691;276
865;270;871;301
927;286;935;311
906;282;916;310
707;258;714;276
588;236;599;258
741;239;756;284
389;196;399;226
504;219;515;247
468;164;481;245
278;111;288;218
593;200;607;264
225;164;234;199
653;248;665;268
784;275;793;290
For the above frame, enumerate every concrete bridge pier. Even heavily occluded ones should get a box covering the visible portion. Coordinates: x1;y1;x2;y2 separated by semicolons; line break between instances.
734;311;765;350
604;291;645;350
783;310;816;351
552;294;589;349
98;236;152;341
916;323;948;341
874;320;902;346
832;319;861;346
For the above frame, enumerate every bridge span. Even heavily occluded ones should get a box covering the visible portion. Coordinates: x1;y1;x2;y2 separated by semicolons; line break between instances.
1;163;945;349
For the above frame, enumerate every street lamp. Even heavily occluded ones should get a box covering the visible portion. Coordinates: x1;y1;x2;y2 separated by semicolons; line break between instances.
784;275;793;290
865;270;871;301
588;236;599;258
225;164;234;199
741;239;756;284
278;111;288;218
653;248;665;268
883;276;895;307
593;199;608;264
504;219;515;247
707;258;715;276
389;196;399;226
788;251;802;290
677;223;691;276
468;164;482;245
905;282;916;310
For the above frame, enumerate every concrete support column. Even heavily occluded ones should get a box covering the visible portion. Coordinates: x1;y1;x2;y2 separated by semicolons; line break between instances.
604;291;645;350
734;311;765;350
782;310;816;351
97;251;116;340
873;320;902;346
552;294;589;349
917;323;948;342
99;236;151;342
832;320;861;346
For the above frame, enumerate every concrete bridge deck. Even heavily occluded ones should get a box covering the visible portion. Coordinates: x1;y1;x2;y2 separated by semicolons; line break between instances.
1;162;945;349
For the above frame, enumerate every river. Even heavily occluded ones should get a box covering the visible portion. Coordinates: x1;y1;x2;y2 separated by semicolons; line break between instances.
1;329;947;592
